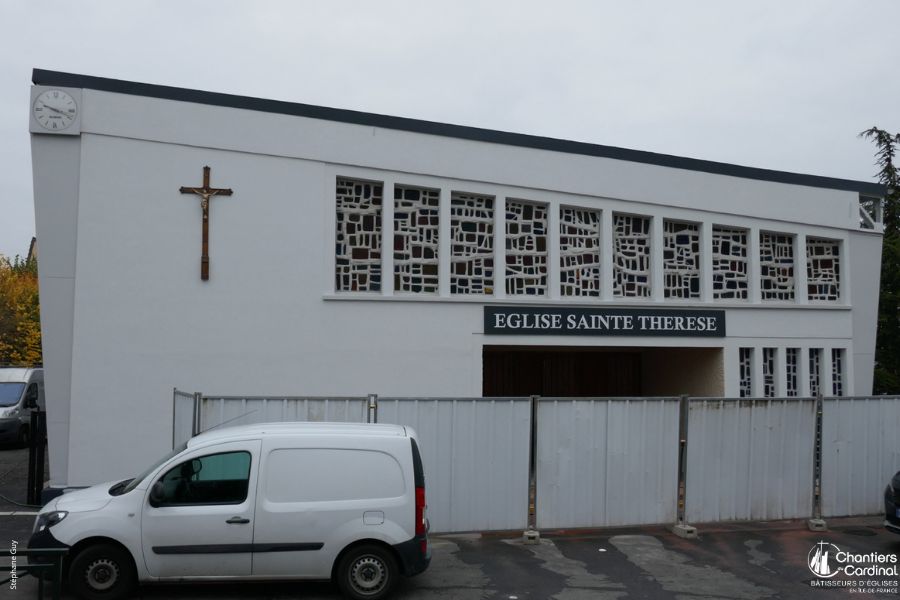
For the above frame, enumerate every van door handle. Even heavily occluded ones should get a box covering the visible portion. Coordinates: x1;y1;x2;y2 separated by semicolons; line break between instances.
226;517;250;524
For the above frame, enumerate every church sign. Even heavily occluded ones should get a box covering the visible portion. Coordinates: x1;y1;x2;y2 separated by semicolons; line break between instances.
484;306;726;337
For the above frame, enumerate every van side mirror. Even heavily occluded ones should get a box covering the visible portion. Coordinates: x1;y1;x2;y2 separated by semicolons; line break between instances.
24;386;38;409
149;481;165;506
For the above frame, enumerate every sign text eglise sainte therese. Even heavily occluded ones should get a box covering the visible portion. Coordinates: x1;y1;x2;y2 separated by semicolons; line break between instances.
484;306;726;337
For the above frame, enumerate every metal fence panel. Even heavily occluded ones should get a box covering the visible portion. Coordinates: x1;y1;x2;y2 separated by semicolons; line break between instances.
822;396;900;517
686;398;816;523
199;397;368;432
172;389;196;448
536;398;680;529
378;397;531;533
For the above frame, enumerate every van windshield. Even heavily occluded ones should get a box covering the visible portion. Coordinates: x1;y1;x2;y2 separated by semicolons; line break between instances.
119;442;188;495
0;383;25;407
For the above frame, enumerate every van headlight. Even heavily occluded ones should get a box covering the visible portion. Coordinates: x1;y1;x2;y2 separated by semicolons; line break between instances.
33;511;68;533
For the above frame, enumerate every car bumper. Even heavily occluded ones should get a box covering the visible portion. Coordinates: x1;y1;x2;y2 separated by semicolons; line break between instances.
393;534;431;577
885;485;900;534
26;525;70;570
0;417;23;443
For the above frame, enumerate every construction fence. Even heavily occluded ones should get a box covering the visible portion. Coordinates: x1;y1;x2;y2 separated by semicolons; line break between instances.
173;391;900;533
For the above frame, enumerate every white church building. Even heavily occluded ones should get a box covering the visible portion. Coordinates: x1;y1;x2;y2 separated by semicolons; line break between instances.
30;69;884;492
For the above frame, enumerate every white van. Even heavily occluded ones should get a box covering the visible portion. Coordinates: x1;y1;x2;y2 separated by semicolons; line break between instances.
29;422;430;600
0;367;44;446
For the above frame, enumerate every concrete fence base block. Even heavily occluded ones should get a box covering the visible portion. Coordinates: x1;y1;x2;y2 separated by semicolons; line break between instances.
807;518;828;532
523;529;541;545
670;523;699;539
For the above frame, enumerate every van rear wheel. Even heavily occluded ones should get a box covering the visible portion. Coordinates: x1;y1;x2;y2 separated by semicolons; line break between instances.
336;544;398;600
68;543;136;600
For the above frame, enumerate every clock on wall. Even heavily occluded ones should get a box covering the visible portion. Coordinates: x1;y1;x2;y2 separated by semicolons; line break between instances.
30;86;81;135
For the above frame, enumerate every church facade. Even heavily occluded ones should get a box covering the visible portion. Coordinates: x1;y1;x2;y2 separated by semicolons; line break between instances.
30;69;884;490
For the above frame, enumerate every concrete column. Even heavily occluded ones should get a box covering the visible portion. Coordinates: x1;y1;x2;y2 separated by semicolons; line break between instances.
601;210;614;301
819;346;832;396
776;347;787;397
494;196;507;299
752;347;764;397
701;221;713;302
798;345;811;397
795;233;808;305
381;179;395;296
548;202;561;300
839;238;850;306
652;216;664;301
439;187;452;297
749;226;761;303
844;345;855;396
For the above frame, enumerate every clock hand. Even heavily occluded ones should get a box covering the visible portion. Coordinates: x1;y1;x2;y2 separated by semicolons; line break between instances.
40;104;67;116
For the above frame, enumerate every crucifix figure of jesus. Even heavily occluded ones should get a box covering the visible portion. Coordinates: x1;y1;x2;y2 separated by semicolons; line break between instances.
179;166;233;281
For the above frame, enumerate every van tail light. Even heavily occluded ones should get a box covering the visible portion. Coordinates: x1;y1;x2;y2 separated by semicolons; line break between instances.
415;486;426;537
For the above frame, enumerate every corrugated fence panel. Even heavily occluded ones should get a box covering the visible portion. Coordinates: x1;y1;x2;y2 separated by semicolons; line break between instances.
378;397;531;533
686;398;816;523
199;397;367;431
172;389;195;448
823;397;900;517
536;398;680;528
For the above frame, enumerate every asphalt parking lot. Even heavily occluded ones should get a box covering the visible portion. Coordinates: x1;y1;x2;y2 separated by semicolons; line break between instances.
2;445;899;599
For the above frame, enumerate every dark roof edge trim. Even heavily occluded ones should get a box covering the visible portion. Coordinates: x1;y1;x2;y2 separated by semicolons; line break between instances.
32;68;885;196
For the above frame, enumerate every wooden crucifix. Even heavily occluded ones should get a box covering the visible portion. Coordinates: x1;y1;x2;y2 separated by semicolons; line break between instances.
179;166;233;281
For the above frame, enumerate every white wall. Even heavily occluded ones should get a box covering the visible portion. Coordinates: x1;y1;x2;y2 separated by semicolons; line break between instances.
32;85;882;487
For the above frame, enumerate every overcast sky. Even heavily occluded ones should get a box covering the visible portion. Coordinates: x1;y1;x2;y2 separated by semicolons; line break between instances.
2;0;898;259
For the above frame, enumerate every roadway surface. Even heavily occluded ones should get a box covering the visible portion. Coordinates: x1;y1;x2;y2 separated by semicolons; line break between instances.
2;446;899;599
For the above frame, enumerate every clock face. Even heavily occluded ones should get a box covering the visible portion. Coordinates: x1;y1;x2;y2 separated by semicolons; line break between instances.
33;89;77;131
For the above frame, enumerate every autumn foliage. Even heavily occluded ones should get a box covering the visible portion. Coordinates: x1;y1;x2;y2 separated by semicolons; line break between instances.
0;254;42;365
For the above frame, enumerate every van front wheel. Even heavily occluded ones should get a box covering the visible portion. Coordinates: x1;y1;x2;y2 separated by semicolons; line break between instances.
68;543;136;600
336;544;399;600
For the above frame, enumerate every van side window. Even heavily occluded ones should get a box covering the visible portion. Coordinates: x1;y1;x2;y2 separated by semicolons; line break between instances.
156;451;251;506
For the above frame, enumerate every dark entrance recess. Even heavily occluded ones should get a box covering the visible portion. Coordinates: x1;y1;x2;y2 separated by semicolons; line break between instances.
483;346;642;397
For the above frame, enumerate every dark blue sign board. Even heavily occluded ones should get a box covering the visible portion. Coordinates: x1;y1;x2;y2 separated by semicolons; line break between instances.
484;306;726;337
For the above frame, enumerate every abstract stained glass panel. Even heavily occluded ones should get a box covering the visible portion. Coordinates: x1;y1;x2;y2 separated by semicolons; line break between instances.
335;178;382;292
807;238;840;302
663;220;700;299
613;214;651;298
712;226;749;300
393;185;440;294
759;232;794;301
786;348;799;397
809;348;822;398
831;349;844;396
739;348;753;398
560;207;601;297
506;200;548;295
450;192;494;295
762;347;776;398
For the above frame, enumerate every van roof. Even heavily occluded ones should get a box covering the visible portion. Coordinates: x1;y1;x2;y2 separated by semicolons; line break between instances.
187;421;408;447
0;368;37;383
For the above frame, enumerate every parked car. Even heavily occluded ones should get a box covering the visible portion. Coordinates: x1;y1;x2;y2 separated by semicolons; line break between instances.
29;422;430;600
0;367;44;446
886;469;900;535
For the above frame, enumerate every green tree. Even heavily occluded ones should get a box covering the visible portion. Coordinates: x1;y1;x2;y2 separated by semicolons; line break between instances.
0;252;41;366
860;127;900;393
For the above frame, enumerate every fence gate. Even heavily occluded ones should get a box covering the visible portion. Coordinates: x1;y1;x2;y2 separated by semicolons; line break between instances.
535;397;680;529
